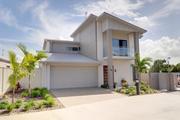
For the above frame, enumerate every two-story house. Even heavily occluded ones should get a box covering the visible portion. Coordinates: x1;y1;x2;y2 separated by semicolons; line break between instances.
41;12;146;90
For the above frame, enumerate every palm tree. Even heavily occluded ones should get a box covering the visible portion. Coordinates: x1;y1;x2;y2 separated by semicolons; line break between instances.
18;43;47;95
133;53;152;80
8;51;26;103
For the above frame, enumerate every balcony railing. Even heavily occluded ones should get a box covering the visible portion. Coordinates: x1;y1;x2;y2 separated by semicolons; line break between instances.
112;47;134;57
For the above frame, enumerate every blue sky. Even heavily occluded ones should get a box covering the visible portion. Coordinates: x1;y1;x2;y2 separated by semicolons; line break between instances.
0;0;180;63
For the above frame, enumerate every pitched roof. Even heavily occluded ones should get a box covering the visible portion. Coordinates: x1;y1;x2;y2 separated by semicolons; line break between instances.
71;14;97;37
71;12;146;37
98;12;146;33
41;53;99;65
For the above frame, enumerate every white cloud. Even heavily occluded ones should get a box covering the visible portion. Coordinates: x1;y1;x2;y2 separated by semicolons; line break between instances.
130;16;156;29
19;0;37;13
25;1;79;46
74;0;144;17
151;0;180;19
0;5;33;32
0;6;17;26
140;37;180;64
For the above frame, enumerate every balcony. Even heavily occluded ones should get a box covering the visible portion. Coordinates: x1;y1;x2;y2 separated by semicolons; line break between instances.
112;47;134;58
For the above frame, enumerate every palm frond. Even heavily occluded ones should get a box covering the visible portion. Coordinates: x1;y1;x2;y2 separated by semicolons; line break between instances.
35;51;47;60
17;43;28;55
9;51;18;70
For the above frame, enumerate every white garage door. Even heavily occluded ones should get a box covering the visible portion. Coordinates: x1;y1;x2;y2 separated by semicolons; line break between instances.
50;65;98;89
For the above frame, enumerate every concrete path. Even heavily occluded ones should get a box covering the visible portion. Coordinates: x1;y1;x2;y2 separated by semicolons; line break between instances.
1;92;180;120
51;88;126;107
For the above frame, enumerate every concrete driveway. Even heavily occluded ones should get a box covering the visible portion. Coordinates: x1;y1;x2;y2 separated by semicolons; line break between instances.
1;92;180;120
51;87;126;107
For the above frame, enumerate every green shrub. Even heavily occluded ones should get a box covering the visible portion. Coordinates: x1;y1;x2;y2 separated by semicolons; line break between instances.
40;88;49;97
127;86;136;96
23;100;35;111
6;103;15;112
31;87;49;98
31;90;41;98
15;100;23;109
33;87;41;91
121;79;128;88
21;90;29;97
0;101;9;109
115;88;120;93
35;101;44;109
120;88;127;94
43;97;55;107
43;94;52;100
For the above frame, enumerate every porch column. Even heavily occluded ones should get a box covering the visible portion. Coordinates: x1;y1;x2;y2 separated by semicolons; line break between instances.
134;32;140;54
133;32;140;80
106;29;114;89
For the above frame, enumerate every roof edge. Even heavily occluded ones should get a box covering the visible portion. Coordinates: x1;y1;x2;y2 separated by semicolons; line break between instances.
98;12;147;33
71;14;97;37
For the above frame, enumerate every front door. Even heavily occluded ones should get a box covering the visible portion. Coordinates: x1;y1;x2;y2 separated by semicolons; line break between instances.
103;65;115;87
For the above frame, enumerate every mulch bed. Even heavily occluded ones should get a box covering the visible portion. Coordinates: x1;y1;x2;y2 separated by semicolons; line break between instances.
0;89;64;116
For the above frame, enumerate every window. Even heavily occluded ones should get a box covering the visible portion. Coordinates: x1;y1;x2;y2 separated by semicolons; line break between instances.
67;47;80;51
112;39;127;48
112;39;128;56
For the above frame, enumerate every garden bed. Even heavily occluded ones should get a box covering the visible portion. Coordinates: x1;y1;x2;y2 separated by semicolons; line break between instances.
115;81;159;96
0;87;63;115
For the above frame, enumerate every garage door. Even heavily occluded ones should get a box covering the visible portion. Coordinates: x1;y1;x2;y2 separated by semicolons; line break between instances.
50;65;98;89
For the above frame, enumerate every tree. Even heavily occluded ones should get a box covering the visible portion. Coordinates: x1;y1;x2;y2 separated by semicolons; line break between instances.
150;59;174;72
8;51;26;103
171;63;180;72
18;43;47;95
133;53;152;80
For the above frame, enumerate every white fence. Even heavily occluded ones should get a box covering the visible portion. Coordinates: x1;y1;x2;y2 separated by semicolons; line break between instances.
0;67;43;95
0;68;11;95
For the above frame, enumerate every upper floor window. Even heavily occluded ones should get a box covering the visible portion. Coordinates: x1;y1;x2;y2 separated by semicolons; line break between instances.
67;47;80;52
112;39;127;48
112;39;128;56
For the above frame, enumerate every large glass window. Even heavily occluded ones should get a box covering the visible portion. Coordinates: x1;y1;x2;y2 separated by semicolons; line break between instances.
112;39;127;48
112;39;128;56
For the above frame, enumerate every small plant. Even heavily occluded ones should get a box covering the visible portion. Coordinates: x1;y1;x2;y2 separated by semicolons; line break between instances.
121;79;128;88
33;87;41;91
43;97;55;107
23;100;35;111
6;103;15;112
127;86;136;96
31;89;41;98
35;101;44;109
21;90;29;97
0;101;9;110
15;100;22;109
43;94;52;100
40;88;49;97
115;88;120;93
117;81;157;96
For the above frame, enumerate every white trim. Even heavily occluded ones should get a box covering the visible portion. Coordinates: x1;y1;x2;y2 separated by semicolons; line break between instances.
98;64;104;87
